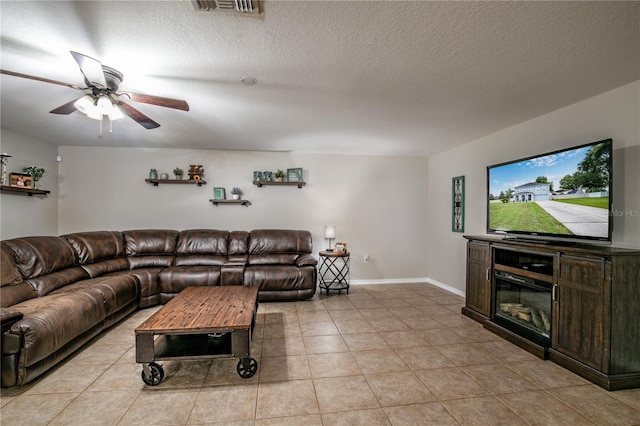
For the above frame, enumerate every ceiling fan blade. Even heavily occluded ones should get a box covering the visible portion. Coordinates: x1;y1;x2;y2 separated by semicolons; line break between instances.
0;69;81;89
122;92;189;111
70;51;107;88
50;97;81;114
117;101;160;129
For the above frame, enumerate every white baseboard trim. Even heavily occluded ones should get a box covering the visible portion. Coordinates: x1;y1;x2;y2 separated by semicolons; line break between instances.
425;278;465;298
349;277;465;298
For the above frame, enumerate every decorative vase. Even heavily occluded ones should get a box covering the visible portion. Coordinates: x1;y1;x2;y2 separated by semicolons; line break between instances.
149;169;158;179
232;194;240;200
160;173;169;180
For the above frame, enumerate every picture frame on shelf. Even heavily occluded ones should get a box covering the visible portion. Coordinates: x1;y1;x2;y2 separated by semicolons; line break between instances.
452;175;465;233
253;171;263;182
287;168;303;182
263;171;273;181
9;172;32;189
213;187;226;200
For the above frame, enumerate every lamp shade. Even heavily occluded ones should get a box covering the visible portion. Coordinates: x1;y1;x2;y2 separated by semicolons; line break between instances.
324;224;336;239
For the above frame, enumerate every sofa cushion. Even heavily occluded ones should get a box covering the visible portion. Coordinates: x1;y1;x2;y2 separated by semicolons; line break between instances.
8;291;107;367
3;237;89;297
1;243;36;307
228;231;249;263
4;236;78;279
247;230;313;265
50;275;139;318
244;265;315;292
174;229;228;266
159;266;221;294
62;231;129;277
123;229;178;269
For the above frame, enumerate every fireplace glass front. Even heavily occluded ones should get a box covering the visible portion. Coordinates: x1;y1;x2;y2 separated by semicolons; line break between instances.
494;270;552;346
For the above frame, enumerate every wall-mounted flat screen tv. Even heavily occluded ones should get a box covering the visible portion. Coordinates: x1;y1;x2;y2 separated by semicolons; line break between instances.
487;138;613;243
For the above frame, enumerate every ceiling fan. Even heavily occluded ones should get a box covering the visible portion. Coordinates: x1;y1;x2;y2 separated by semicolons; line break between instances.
0;51;189;132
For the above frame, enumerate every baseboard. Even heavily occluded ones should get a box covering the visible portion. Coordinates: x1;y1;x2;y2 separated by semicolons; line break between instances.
350;277;465;297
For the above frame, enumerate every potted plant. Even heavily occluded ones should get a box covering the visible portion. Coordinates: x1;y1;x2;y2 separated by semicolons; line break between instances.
173;167;184;180
22;166;45;189
274;169;285;182
230;187;243;200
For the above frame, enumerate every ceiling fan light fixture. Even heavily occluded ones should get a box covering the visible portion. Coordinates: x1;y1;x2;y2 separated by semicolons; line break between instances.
75;95;123;121
74;95;95;115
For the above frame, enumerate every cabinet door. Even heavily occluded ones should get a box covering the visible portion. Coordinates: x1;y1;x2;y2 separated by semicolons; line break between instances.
466;241;492;317
553;255;606;371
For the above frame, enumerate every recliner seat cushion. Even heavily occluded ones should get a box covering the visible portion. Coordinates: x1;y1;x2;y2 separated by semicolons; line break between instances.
159;266;221;294
7;291;107;367
50;275;139;318
244;265;315;292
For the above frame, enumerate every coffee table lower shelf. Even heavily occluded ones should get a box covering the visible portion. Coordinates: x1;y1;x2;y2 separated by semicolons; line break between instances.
136;331;257;386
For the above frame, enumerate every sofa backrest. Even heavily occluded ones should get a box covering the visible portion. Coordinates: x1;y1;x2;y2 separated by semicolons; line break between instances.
123;229;178;269
247;229;313;265
1;243;37;307
174;229;228;266
62;231;129;277
2;236;89;297
229;231;249;263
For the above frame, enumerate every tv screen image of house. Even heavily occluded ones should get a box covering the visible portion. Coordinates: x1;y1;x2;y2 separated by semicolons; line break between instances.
487;138;613;242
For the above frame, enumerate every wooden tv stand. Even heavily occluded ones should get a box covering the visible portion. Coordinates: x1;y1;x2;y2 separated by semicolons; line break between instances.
462;235;640;391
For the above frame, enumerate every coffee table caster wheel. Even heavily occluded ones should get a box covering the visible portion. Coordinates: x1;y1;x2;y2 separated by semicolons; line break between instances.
141;362;164;386
237;357;258;378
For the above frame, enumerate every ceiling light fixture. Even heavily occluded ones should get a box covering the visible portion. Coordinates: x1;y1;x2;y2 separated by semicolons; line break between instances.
74;94;124;137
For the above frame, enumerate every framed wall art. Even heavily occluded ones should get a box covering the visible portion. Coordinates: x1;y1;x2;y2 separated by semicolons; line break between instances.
213;187;226;200
287;168;303;182
452;175;465;233
10;172;32;189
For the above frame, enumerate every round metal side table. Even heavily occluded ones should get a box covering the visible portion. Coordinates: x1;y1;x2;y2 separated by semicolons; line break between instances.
318;250;350;294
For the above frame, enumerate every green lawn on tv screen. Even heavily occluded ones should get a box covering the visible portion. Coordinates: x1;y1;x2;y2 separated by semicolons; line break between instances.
553;197;609;209
489;202;573;235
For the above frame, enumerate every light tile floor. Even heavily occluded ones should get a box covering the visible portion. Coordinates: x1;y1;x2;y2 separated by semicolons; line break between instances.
1;283;639;425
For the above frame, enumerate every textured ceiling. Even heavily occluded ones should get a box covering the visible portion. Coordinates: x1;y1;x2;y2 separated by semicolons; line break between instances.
1;1;638;157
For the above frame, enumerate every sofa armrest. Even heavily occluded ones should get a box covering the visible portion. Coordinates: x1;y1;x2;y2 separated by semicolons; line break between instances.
296;254;317;267
1;307;23;335
221;261;246;286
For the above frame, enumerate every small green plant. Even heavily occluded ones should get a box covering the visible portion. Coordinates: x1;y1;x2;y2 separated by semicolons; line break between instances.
23;166;45;181
230;187;243;195
274;169;285;179
173;167;184;176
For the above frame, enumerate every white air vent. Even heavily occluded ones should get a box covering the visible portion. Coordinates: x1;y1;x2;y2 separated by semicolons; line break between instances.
192;0;259;14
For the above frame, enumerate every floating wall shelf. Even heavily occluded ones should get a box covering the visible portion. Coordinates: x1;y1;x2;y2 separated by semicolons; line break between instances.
1;185;50;196
145;179;207;187
253;181;306;189
209;199;251;207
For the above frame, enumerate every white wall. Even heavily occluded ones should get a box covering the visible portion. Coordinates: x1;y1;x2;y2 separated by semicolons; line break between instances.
0;129;58;239
57;147;430;281
427;81;640;293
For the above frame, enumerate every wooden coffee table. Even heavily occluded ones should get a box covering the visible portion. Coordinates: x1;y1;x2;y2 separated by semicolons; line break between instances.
135;285;259;386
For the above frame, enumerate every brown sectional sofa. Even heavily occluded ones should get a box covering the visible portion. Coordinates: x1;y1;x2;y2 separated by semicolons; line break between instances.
0;229;317;387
